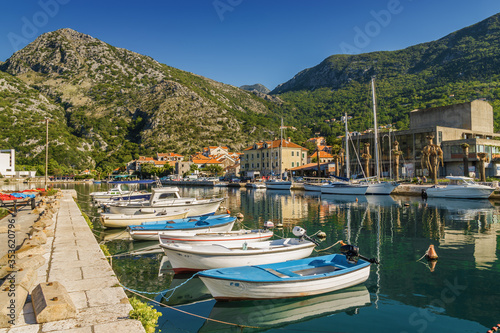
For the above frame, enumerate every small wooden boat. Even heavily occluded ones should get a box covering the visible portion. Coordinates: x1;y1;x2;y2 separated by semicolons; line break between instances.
99;209;190;228
127;215;235;241
162;238;316;273
158;229;273;247
198;253;372;301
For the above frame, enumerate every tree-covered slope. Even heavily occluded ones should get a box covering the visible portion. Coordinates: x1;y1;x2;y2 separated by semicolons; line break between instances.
272;13;500;136
0;29;282;169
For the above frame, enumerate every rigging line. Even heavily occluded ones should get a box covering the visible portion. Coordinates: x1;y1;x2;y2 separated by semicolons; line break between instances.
122;286;262;329
353;207;368;244
349;137;366;179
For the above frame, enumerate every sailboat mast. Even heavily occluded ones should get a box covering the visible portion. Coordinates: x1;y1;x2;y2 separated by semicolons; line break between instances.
371;78;380;180
344;112;350;179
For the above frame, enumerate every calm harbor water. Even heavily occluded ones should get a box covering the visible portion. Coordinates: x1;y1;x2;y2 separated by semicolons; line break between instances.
66;183;499;333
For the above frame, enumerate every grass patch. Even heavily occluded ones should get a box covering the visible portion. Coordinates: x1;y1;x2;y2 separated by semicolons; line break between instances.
129;297;162;333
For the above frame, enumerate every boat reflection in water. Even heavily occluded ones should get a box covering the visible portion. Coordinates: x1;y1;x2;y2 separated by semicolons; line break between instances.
320;193;368;205
199;285;370;332
424;197;494;221
366;195;399;207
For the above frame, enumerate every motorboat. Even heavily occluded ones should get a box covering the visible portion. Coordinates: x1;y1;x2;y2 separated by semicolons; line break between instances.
246;181;267;189
162;237;316;273
198;253;372;301
99;209;190;228
424;176;495;199
127;215;235;241
357;178;399;195
89;184;147;202
158;229;273;247
265;179;292;190
105;187;225;216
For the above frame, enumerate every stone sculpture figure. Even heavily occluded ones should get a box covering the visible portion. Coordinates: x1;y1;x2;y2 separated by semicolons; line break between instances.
361;143;371;178
421;135;443;184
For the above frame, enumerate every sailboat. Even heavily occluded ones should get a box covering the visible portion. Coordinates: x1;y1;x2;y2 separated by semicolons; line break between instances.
359;78;399;195
266;119;292;190
321;113;368;195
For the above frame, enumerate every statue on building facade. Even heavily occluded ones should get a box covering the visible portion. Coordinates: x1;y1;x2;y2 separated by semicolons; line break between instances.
477;152;489;182
392;141;402;181
361;143;371;178
421;135;443;184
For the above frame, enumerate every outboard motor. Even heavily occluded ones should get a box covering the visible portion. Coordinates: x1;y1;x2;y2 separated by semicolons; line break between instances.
340;241;379;264
292;226;320;245
263;221;274;230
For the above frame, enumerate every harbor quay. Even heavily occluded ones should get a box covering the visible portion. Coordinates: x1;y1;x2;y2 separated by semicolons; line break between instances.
0;190;145;332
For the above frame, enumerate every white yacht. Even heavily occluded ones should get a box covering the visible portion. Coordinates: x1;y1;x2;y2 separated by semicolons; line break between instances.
105;187;225;216
425;176;495;199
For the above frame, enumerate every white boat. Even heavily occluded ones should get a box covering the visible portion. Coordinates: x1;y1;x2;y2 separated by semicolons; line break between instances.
128;215;235;241
90;184;146;202
159;229;273;247
320;182;368;195
425;176;495;199
265;179;292;190
358;178;399;195
303;177;330;192
162;238;316;273
99;209;190;228
198;253;371;301
246;181;266;189
105;187;225;216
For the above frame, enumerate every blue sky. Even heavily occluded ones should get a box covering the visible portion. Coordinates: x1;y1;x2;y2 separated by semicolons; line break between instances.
1;0;500;90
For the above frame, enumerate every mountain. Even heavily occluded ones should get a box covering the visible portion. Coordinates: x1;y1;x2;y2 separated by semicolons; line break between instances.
271;13;500;134
0;70;90;169
240;84;270;94
0;29;283;169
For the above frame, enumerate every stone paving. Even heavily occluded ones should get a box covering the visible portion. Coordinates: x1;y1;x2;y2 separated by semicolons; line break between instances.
0;190;145;332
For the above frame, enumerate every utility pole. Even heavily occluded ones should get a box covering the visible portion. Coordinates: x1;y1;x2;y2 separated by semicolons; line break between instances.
45;118;49;190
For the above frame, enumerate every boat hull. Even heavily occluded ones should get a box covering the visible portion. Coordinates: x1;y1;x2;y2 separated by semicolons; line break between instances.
265;181;292;190
107;197;224;216
426;186;494;199
100;209;189;228
163;240;315;273
365;181;399;195
321;184;368;195
199;257;370;301
128;219;235;241
303;183;325;192
159;229;273;247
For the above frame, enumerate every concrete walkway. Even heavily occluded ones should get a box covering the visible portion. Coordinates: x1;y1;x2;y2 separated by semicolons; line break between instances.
1;190;145;332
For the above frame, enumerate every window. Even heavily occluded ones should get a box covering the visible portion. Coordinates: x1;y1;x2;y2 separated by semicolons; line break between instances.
267;152;269;157
292;162;295;167
438;131;442;144
257;163;259;168
257;153;259;158
291;151;294;156
302;153;305;158
251;154;254;159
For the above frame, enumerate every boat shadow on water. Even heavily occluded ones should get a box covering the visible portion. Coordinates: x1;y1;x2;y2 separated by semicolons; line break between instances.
198;285;371;332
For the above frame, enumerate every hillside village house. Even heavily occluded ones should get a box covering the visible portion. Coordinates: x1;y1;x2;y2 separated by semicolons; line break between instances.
240;139;308;179
349;100;500;178
0;149;36;178
0;149;15;177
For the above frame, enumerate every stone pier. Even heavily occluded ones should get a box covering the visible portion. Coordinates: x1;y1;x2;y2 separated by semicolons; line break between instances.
0;190;145;332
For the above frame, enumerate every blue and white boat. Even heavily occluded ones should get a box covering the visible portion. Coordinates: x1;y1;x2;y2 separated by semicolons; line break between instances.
198;254;372;301
127;215;235;241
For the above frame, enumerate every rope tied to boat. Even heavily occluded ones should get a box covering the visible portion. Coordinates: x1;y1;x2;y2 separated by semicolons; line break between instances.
119;272;199;296
121;283;262;329
314;240;343;252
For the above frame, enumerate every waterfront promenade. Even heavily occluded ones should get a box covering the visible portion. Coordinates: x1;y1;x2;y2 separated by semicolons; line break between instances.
0;190;144;332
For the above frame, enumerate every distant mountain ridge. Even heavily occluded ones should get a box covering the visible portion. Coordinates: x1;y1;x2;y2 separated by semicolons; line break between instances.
272;13;500;94
240;84;270;94
0;29;281;169
271;13;500;135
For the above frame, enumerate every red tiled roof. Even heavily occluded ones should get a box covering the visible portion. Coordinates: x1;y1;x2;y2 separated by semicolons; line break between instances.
309;151;333;158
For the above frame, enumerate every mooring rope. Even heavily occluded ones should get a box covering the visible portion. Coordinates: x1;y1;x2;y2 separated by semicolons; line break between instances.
314;240;342;252
122;284;262;329
119;273;199;296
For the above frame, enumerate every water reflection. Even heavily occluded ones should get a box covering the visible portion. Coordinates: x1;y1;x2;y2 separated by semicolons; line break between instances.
60;183;500;332
199;285;371;332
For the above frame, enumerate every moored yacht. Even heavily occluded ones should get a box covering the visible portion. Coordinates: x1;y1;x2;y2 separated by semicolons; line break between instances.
425;176;495;199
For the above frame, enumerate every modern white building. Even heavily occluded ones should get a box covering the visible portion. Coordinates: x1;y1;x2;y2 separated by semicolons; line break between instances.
0;149;15;177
